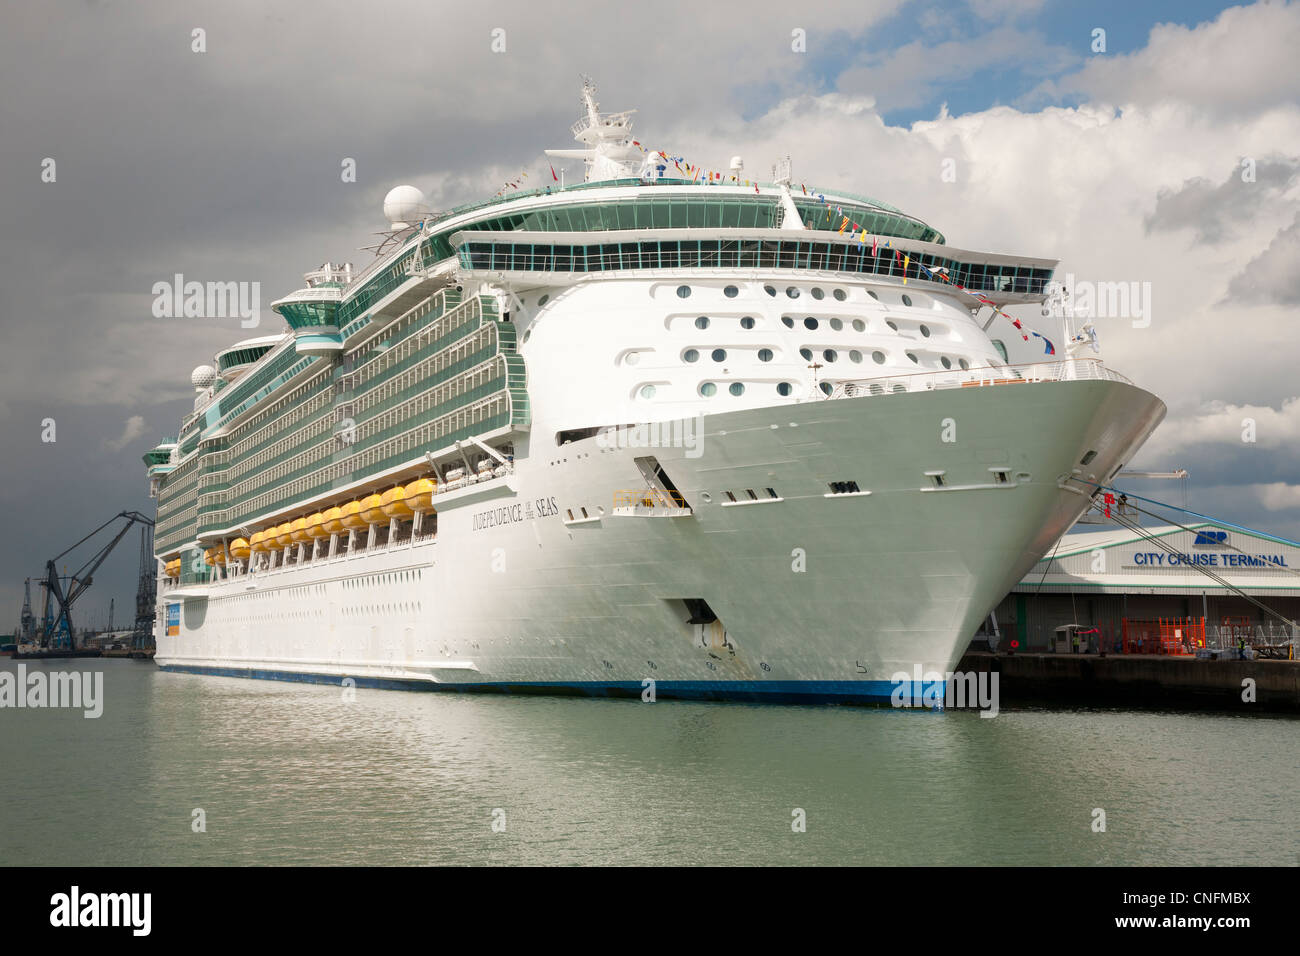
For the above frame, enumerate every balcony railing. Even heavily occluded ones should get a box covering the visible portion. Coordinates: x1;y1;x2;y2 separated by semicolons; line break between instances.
828;358;1134;400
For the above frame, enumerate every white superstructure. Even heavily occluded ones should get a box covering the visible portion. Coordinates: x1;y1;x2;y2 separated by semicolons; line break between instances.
145;82;1166;704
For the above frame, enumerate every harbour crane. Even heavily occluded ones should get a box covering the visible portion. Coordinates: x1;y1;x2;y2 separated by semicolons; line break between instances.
37;511;155;652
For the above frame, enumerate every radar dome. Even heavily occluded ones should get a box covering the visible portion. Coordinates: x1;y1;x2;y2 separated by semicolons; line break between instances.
383;185;428;228
191;365;217;390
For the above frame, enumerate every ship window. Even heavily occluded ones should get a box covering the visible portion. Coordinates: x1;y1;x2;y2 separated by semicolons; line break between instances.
991;340;1008;363
941;356;952;369
1080;449;1098;465
850;350;863;363
777;382;793;396
833;289;847;301
677;285;691;298
819;382;833;396
959;358;969;369
907;352;919;363
902;294;913;307
624;351;640;366
729;383;745;396
829;318;843;331
683;349;699;362
811;287;825;300
538;294;549;307
764;285;777;297
800;348;813;361
740;316;755;329
724;285;739;298
872;351;886;364
887;320;898;330
700;382;717;396
786;286;800;299
766;487;779;498
782;316;794;328
920;324;931;337
695;316;709;330
866;290;879;301
711;349;727;362
853;319;866;332
823;349;838;362
804;317;818;330
639;385;657;399
758;348;774;362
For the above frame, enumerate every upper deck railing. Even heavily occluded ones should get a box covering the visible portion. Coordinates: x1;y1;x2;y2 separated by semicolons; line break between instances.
828;358;1134;400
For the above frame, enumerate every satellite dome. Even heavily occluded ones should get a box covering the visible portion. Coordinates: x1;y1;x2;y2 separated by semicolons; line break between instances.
191;365;216;389
383;185;428;229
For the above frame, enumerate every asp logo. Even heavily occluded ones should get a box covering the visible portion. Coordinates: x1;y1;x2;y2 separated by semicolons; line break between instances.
1194;530;1228;546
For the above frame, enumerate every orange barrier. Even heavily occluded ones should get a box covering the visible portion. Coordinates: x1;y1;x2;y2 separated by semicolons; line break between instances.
1121;617;1205;656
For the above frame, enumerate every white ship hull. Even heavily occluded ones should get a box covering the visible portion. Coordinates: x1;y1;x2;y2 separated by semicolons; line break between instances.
155;377;1165;704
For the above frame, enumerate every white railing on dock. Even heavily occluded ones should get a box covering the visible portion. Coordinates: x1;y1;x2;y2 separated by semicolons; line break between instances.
828;358;1135;400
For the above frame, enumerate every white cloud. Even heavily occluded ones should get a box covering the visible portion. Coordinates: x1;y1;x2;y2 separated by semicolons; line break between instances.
103;415;146;452
1255;482;1300;511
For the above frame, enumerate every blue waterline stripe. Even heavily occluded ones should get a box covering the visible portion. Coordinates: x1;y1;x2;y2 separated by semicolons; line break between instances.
156;663;946;706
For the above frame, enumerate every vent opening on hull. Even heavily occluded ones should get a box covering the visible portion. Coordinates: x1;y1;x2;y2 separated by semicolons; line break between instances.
670;598;735;652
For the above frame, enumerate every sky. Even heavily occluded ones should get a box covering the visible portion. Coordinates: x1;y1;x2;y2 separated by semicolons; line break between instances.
1;0;1298;629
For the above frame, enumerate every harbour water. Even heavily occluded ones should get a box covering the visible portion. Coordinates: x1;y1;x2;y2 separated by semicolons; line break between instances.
1;658;1296;866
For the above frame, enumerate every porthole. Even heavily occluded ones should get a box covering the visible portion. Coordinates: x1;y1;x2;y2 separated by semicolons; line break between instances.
683;349;699;363
799;348;813;361
724;285;739;298
887;320;898;330
522;328;532;344
811;287;825;300
920;324;931;337
711;348;727;362
677;285;691;298
850;350;863;363
740;316;755;330
625;351;640;366
959;358;970;370
786;286;800;299
804;317;818;330
695;316;710;330
823;349;838;362
640;385;657;399
764;285;777;297
872;350;886;364
940;356;952;369
538;294;549;307
729;382;745;396
819;382;834;396
833;289;847;301
829;318;843;331
907;352;919;364
902;294;913;307
700;382;717;396
757;348;774;362
867;290;879;301
852;319;866;332
777;382;793;396
781;316;794;328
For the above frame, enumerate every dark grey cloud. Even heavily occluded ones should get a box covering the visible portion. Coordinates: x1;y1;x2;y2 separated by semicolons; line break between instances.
1144;158;1299;244
1225;213;1300;306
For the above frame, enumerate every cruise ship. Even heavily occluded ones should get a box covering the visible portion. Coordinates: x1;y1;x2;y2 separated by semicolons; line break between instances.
144;81;1166;704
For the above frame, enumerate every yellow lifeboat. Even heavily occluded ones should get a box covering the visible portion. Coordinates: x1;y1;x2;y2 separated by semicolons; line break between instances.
205;547;226;566
339;499;366;530
306;511;328;539
164;558;181;578
404;477;437;513
229;537;251;561
359;493;386;525
289;516;309;543
249;530;268;554
380;485;414;519
321;505;345;535
274;522;294;548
